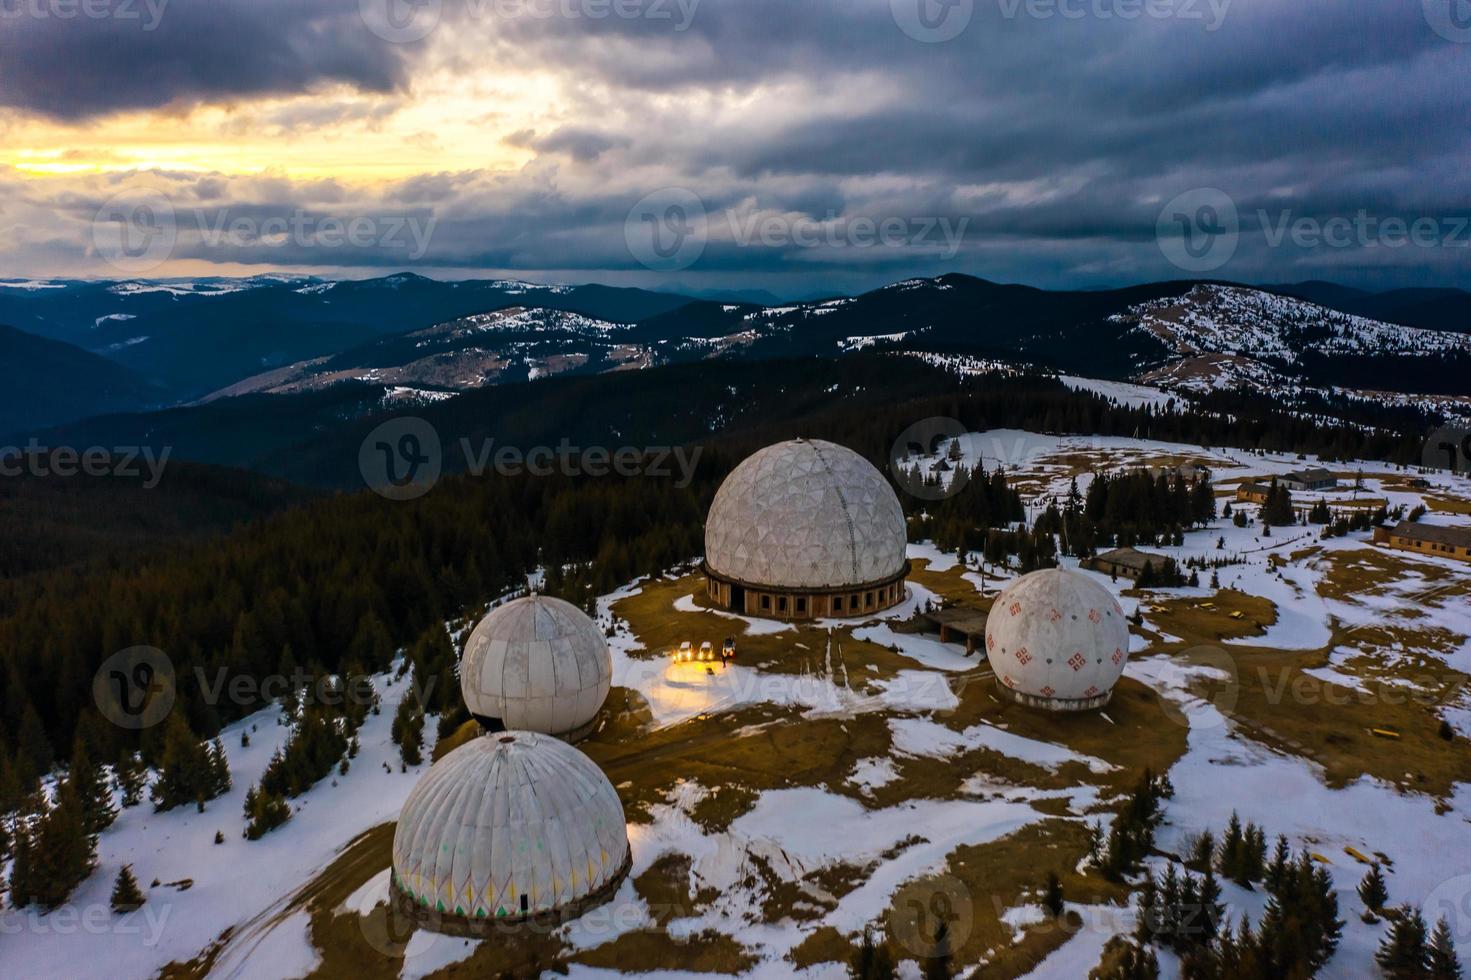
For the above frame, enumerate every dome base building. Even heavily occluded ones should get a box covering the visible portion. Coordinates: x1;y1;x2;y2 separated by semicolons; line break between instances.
392;732;631;934
459;593;613;743
984;568;1130;713
389;851;633;937
997;681;1114;713
703;439;911;621
702;564;909;621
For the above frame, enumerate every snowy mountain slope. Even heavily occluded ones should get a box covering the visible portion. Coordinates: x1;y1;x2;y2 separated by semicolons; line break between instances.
1113;284;1471;398
198;308;645;401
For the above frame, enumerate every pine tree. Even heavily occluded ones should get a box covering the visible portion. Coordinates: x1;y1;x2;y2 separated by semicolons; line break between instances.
872;941;896;980
1134;869;1159;944
1243;824;1267;883
849;928;876;979
1377;906;1429;979
1189;830;1216;871
28;779;96;909
1043;870;1065;918
151;713;219;812
8;821;34;908
1091;938;1160;980
1265;834;1291;894
1085;820;1105;865
116;750;147;808
393;695;424;767
111;864;146;913
69;738;117;835
1358;864;1388;913
1197;867;1225;946
243;784;292;839
1218;812;1243;882
922;920;953;980
1429;916;1464;980
207;739;232;797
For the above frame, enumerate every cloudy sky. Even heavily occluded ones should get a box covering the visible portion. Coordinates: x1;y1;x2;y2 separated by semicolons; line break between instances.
1;0;1468;295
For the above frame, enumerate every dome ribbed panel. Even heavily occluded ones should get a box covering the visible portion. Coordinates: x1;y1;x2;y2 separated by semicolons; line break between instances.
392;733;629;919
705;439;908;590
461;595;612;737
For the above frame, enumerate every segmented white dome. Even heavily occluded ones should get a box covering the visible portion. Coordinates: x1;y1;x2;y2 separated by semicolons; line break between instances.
392;732;630;922
705;439;907;590
985;568;1129;710
460;594;612;740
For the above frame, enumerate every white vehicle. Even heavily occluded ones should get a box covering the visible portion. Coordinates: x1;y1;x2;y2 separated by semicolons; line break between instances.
699;641;715;661
677;641;694;663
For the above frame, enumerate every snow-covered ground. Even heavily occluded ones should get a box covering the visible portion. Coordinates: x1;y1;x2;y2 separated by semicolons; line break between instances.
6;428;1470;978
1058;375;1179;410
0;666;434;980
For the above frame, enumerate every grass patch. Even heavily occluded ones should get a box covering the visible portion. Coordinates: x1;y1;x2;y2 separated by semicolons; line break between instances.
888;818;1128;976
431;719;480;762
1208;640;1471;798
633;853;715;924
1139;589;1276;645
789;925;852;970
568;929;760;974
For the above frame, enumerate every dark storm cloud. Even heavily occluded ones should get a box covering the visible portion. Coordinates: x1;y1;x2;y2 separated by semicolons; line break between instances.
6;0;1471;291
0;0;410;119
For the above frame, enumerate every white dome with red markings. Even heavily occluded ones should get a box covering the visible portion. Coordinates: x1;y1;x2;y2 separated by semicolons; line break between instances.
984;568;1129;711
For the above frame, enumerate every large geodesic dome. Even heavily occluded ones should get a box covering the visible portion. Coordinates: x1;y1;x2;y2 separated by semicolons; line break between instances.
703;439;909;619
984;568;1130;711
391;731;630;931
460;594;612;742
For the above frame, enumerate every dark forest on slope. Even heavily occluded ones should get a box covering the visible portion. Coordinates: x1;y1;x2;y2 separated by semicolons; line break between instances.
0;353;1432;800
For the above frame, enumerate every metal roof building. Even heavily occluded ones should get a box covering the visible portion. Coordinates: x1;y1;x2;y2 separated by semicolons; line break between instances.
702;438;910;619
391;732;630;932
984;568;1130;711
460;594;612;742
